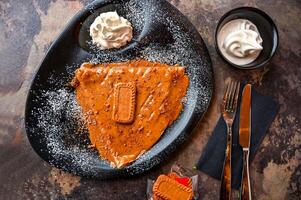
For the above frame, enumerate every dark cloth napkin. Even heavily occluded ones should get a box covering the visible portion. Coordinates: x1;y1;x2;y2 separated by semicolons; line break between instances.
196;86;279;189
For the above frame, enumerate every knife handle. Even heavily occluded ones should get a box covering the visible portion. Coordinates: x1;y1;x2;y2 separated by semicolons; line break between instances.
220;127;232;200
240;150;251;200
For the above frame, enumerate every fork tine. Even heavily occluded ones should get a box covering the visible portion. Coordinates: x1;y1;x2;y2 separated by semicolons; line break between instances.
223;81;230;102
229;81;237;111
232;81;241;111
223;81;231;111
226;80;235;111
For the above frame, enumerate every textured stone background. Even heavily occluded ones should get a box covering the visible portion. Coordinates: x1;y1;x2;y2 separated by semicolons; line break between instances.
0;0;300;199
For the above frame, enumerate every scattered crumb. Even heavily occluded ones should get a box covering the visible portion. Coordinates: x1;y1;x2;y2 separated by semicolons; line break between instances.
48;168;81;196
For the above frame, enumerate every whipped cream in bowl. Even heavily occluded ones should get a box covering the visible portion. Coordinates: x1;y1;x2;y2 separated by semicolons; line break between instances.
217;19;263;66
215;7;279;69
90;11;133;50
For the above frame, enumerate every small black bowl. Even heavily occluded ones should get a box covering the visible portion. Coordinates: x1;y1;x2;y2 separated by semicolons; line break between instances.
215;7;279;70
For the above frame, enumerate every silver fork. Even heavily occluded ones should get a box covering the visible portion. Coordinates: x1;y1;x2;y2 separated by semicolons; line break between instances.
220;79;241;200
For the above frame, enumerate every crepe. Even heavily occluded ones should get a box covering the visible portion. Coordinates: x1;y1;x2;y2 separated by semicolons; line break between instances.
73;60;189;167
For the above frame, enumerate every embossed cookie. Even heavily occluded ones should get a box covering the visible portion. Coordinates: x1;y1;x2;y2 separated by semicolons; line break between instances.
153;175;193;200
112;82;136;123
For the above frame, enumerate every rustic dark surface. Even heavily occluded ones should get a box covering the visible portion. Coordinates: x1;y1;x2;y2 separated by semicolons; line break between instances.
0;0;300;199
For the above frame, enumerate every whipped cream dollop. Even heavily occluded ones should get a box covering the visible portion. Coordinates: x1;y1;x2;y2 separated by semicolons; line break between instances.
90;11;133;50
217;19;263;66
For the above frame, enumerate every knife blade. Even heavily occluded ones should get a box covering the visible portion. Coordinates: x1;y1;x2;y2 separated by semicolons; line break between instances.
239;84;252;149
239;84;252;200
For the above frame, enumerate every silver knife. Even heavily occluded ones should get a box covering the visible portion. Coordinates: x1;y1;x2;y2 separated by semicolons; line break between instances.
239;84;252;200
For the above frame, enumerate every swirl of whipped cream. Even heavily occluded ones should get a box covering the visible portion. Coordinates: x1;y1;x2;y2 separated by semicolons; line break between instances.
90;11;133;50
222;20;263;58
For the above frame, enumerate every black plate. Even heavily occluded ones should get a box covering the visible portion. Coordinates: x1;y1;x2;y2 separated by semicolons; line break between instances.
25;0;213;178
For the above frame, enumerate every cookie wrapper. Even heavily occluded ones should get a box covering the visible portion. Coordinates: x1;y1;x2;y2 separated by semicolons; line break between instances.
146;164;199;200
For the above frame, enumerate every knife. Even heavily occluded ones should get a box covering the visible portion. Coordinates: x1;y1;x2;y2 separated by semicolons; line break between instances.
239;84;252;200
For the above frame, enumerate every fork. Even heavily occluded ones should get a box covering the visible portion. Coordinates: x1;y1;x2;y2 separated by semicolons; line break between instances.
220;79;240;200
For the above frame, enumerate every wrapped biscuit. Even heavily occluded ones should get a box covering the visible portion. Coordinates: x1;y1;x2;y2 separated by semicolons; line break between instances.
147;164;199;200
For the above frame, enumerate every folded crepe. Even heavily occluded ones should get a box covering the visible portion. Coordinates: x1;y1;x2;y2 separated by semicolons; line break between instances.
73;60;189;167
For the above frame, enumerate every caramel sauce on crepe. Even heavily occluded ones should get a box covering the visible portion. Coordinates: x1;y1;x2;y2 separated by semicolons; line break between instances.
73;60;189;168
